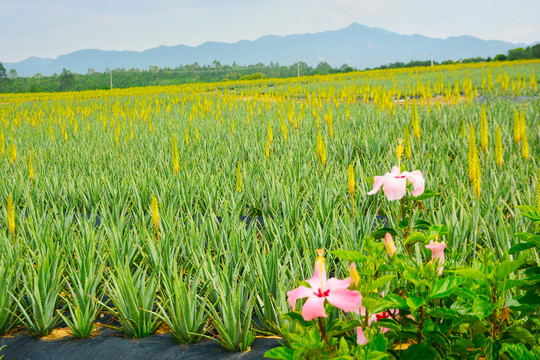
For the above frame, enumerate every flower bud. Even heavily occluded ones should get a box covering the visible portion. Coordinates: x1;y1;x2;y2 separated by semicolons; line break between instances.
384;233;396;258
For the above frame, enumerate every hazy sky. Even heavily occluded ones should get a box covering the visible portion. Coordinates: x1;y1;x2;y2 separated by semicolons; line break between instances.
1;0;539;63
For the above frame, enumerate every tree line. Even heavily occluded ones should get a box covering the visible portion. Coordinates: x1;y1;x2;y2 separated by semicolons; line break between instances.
0;44;538;93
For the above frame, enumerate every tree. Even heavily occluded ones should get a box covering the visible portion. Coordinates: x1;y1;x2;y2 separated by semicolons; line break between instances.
0;63;6;78
8;69;17;78
58;68;75;90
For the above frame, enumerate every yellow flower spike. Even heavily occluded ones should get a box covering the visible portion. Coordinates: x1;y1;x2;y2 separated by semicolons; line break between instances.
151;196;159;239
468;123;477;182
195;128;199;141
474;159;481;199
347;164;355;216
350;263;360;287
185;127;189;146
172;134;179;174
315;249;326;289
396;138;404;168
265;141;270;158
480;104;488;154
29;147;34;183
411;99;420;141
7;194;15;239
495;124;503;166
236;162;242;193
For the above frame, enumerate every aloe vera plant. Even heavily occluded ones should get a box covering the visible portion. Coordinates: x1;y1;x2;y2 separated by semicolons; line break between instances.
12;249;65;337
105;264;161;338
155;266;209;344
204;261;255;352
58;236;106;338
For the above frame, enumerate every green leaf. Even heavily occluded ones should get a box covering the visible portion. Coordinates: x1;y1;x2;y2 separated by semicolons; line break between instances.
264;346;294;360
472;298;495;320
338;336;349;356
406;296;425;311
370;275;396;292
506;326;538;347
283;312;313;327
428;307;459;319
508;242;536;254
404;232;426;245
451;269;486;280
429;276;466;299
428;224;448;237
370;333;388;353
370;227;397;239
496;259;525;281
500;343;537;360
381;294;408;309
401;344;437;360
410;189;439;201
331;250;367;263
413;220;431;231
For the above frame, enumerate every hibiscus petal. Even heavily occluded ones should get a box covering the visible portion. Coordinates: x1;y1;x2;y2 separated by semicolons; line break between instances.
356;326;368;345
382;176;407;201
301;295;327;321
287;286;314;310
390;166;401;176
327;288;363;313
325;277;351;291
407;170;425;196
367;175;387;195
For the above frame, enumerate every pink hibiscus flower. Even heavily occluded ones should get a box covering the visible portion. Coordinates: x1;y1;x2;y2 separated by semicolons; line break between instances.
357;309;399;345
426;240;447;276
367;166;425;201
287;250;363;321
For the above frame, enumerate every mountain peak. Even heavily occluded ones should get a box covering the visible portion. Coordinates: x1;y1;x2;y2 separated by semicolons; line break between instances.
2;24;521;76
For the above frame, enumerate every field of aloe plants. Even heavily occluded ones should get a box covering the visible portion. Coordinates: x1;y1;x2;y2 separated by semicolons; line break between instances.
0;60;539;359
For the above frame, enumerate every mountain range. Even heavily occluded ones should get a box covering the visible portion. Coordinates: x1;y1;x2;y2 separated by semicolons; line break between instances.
3;23;526;77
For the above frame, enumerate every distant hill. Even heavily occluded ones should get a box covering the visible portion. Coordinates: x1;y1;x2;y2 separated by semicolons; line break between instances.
2;23;525;76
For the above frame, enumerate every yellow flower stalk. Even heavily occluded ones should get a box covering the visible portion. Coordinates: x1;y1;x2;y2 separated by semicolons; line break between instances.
151;196;159;239
468;123;477;182
185;127;189;146
411;99;420;140
236;162;242;193
7;194;15;238
265;140;270;158
148;117;152;133
281;118;287;141
495;124;503;166
530;71;537;91
172;134;179;174
350;263;360;287
404;127;412;159
473;159;481;199
347;164;355;215
29;147;34;182
316;132;326;170
0;128;4;156
231;118;235;135
396;138;404;168
480;104;488;154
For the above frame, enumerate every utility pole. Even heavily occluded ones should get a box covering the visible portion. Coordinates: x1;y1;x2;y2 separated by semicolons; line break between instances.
109;68;113;89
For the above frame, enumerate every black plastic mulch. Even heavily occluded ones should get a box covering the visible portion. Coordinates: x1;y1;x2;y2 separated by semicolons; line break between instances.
0;327;281;360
